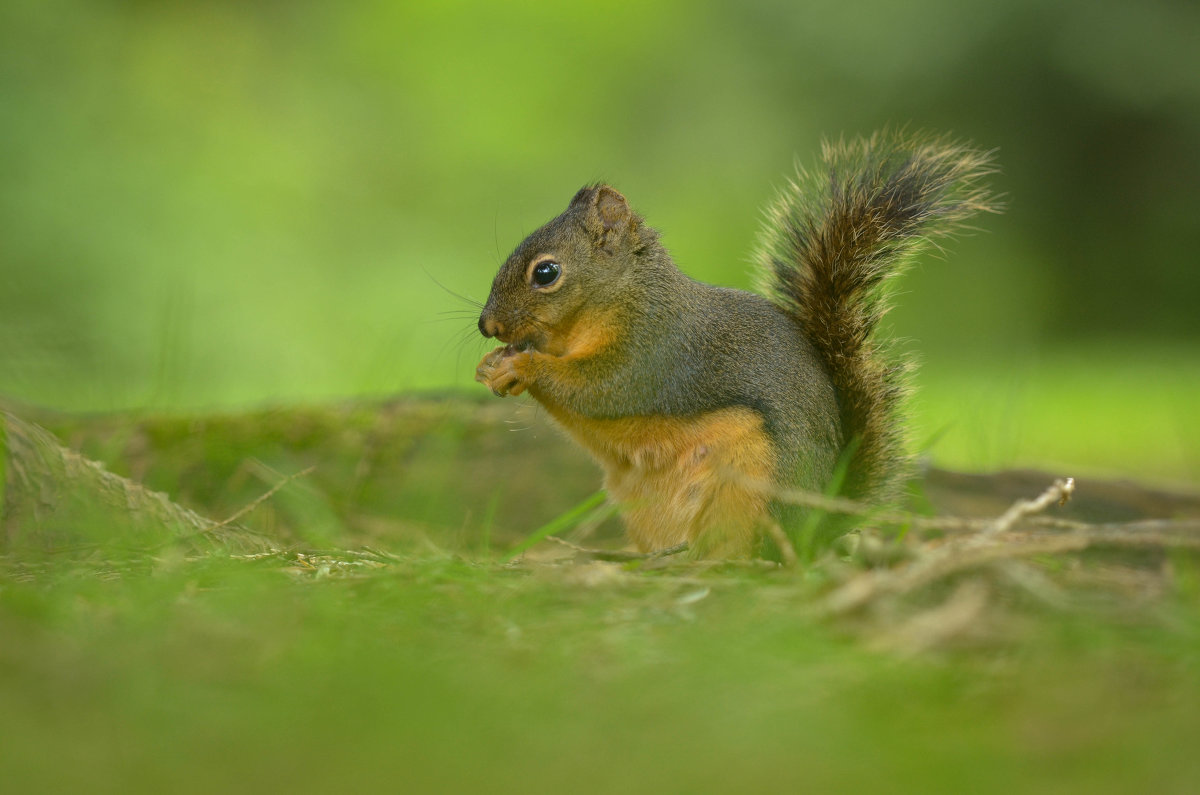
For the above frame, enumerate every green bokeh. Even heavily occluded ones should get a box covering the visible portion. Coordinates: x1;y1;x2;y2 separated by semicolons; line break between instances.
3;6;1200;789
1;0;1197;475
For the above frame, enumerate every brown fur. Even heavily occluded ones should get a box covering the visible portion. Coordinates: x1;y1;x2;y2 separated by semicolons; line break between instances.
755;131;1001;502
476;300;774;556
476;306;775;557
476;133;999;557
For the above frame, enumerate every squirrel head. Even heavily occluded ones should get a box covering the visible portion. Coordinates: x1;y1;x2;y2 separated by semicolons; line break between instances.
478;184;659;353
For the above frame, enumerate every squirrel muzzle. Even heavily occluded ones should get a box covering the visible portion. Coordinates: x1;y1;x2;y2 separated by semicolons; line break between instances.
479;305;537;350
478;311;504;340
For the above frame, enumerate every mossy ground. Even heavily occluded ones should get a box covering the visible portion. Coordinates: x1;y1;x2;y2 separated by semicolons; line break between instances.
3;547;1199;794
3;373;1200;794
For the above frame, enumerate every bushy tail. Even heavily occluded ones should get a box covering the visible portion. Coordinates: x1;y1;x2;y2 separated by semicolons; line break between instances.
756;130;1000;503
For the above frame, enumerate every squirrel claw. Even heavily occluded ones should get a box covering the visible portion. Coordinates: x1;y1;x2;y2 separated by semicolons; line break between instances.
476;347;527;397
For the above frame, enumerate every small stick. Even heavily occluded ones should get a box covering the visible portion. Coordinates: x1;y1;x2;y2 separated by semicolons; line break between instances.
868;581;990;656
206;465;317;533
819;478;1075;615
984;477;1074;535
545;536;688;562
764;521;798;568
774;486;990;534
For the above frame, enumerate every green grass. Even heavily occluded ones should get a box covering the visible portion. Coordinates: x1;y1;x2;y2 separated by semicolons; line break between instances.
2;537;1198;795
912;347;1200;486
3;355;1199;794
2;549;1199;794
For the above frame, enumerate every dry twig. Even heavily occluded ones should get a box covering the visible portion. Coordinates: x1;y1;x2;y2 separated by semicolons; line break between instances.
868;581;990;656
984;477;1075;535
545;535;689;562
820;478;1072;615
764;520;798;568
207;465;317;533
817;475;1200;618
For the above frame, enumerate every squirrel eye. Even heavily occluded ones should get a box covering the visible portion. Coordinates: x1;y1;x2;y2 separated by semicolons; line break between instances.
531;260;561;288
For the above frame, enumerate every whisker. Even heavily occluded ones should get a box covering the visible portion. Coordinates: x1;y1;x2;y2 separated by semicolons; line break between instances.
434;310;483;322
493;210;501;261
436;321;488;366
425;269;485;309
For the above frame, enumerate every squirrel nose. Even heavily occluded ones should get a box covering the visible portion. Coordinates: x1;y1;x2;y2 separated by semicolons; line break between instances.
479;314;503;339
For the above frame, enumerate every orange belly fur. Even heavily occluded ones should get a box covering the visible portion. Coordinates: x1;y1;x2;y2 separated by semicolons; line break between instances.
542;405;776;557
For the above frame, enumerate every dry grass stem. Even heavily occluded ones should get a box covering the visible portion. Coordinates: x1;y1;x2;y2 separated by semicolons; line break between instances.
868;581;990;656
817;476;1199;617
765;520;798;567
545;535;689;562
207;465;317;533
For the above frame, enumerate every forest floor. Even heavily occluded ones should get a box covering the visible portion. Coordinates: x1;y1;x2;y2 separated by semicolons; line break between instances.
3;396;1199;794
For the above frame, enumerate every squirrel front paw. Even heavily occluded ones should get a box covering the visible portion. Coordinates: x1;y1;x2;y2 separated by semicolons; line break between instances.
475;346;529;397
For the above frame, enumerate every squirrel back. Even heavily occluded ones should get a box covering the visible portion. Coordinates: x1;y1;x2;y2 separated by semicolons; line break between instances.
755;131;1000;503
476;131;999;557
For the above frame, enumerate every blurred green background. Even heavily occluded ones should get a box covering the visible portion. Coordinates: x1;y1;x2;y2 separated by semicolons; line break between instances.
4;6;1200;792
2;0;1197;481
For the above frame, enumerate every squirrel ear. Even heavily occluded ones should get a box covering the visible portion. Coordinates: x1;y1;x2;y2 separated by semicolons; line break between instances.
571;184;635;252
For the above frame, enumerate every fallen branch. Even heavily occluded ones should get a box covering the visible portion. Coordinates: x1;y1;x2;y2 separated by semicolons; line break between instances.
777;478;1078;536
816;477;1200;617
2;411;273;554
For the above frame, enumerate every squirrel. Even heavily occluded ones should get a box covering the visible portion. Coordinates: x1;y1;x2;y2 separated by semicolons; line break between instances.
475;131;999;558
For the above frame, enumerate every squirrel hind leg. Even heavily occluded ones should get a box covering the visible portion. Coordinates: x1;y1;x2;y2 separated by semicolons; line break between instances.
600;408;777;559
686;474;774;560
610;470;771;559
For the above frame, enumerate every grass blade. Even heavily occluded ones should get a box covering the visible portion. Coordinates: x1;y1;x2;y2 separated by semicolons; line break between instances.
506;490;608;560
